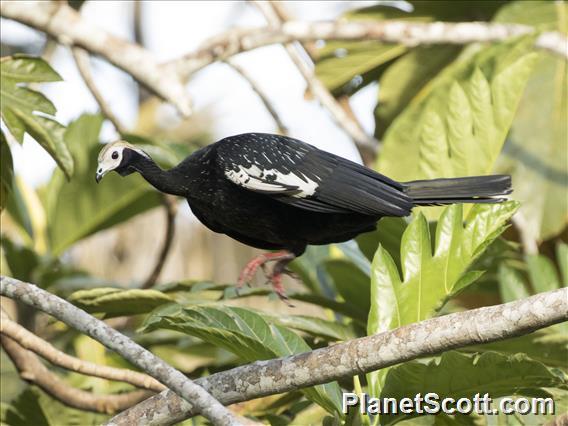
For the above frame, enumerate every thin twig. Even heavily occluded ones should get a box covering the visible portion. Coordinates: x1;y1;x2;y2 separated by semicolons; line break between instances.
0;1;192;116
0;310;165;392
225;59;288;135
0;276;242;426
141;194;178;289
71;47;127;135
108;288;568;426
252;1;379;158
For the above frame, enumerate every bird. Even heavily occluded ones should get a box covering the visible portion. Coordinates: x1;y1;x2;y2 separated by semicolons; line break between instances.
96;133;512;301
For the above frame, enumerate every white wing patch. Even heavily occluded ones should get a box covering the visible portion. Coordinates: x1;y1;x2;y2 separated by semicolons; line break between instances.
225;165;319;198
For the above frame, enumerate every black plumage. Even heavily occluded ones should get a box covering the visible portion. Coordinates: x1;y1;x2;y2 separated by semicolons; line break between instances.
96;133;512;299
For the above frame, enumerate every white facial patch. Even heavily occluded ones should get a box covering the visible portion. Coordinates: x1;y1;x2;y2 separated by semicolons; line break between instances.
225;164;319;198
96;140;149;178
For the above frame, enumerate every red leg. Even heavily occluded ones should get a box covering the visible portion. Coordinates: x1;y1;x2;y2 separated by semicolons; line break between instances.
237;250;295;289
266;254;296;305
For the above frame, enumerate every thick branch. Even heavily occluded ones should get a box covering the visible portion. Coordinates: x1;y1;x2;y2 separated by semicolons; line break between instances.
0;311;165;392
0;1;192;116
71;47;127;135
0;276;241;426
1;334;153;414
252;1;378;157
141;194;178;289
168;20;568;79
108;288;568;426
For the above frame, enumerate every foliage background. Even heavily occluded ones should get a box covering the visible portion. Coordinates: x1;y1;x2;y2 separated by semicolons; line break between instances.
0;1;566;425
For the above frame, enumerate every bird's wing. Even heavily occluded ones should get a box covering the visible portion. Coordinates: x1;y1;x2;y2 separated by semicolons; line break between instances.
215;133;413;216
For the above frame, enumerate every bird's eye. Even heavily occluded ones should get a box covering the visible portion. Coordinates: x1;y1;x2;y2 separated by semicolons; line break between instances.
111;151;119;160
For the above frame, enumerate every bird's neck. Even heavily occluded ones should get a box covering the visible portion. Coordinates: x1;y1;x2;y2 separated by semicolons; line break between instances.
130;153;188;196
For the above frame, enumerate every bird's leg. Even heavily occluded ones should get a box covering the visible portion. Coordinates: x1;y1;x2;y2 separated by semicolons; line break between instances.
267;255;296;305
237;250;295;289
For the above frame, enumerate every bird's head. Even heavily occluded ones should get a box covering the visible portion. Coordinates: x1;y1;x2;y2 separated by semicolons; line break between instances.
95;141;150;183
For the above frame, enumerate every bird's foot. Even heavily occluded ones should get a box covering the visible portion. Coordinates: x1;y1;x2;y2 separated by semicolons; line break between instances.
266;272;294;307
237;251;296;302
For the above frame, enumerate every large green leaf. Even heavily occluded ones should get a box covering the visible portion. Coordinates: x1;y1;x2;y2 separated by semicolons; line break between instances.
0;131;13;211
68;287;174;318
314;1;503;96
0;55;73;178
463;329;568;369
493;1;568;241
264;313;356;341
526;254;561;293
380;351;568;425
143;304;343;414
324;258;370;315
315;41;406;95
356;217;407;267
376;39;537;184
374;46;462;138
1;387;107;426
367;202;518;397
498;264;530;303
42;114;161;255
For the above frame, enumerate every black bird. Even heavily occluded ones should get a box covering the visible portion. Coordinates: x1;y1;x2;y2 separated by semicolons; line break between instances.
96;133;511;300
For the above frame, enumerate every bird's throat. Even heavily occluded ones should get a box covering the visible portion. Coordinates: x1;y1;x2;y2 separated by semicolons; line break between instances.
130;153;188;196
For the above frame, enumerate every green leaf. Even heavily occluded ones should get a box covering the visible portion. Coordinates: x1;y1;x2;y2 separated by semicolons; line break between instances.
289;245;332;296
376;38;537;187
557;242;568;285
42;114;161;255
374;46;462;138
266;313;356;341
526;255;560;293
356;217;407;266
324;258;370;315
1;387;108;426
315;42;407;95
143;305;343;414
498;264;530;303
0;55;61;82
0;131;14;211
493;1;568;241
11;110;74;179
68;287;174;318
0;237;41;283
380;351;568;425
314;1;503;96
367;202;518;396
463;329;568;369
0;55;73;178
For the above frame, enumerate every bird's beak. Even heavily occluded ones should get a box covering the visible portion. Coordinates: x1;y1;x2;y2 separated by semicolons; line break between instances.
95;169;107;183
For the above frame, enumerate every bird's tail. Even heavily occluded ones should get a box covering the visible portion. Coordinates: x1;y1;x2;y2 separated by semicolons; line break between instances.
403;175;512;205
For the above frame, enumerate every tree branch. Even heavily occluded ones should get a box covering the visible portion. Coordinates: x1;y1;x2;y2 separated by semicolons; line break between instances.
251;1;379;158
3;0;566;126
168;20;568;79
0;276;242;426
1;334;154;414
0;1;192;116
71;46;127;135
225;59;288;135
0;306;154;414
107;288;568;426
141;194;178;289
0;310;165;392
